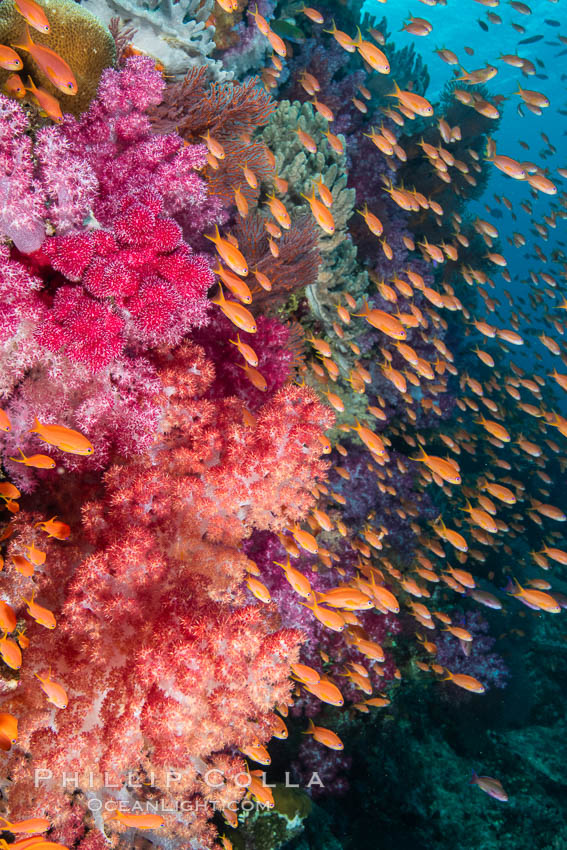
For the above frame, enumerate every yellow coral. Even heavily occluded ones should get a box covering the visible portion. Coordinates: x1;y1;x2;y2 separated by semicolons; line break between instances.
0;0;115;116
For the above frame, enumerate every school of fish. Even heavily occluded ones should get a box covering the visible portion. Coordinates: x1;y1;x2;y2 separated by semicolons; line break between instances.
2;0;567;836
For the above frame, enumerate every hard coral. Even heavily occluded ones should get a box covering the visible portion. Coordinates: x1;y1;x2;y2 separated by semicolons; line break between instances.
83;0;229;80
0;0;115;116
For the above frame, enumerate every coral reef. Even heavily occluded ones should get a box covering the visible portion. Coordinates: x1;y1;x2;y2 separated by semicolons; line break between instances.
434;610;509;697
261;99;366;325
0;0;115;115
81;0;230;79
0;345;333;845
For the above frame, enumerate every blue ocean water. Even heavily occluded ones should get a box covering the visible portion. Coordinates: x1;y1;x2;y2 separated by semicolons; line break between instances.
363;0;566;382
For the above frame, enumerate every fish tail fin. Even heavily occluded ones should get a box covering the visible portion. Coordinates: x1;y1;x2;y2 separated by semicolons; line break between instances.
11;22;34;52
28;417;42;434
302;718;315;735
204;224;220;245
503;577;520;596
353;298;370;317
210;282;225;305
323;19;337;35
388;79;401;97
410;445;428;462
470;769;478;785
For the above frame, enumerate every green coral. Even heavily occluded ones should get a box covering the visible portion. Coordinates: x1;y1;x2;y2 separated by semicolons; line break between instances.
226;784;312;850
262;99;369;326
0;0;116;116
261;100;376;438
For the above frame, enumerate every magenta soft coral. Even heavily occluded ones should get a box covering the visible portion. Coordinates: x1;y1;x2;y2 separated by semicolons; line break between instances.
33;192;213;368
60;56;217;240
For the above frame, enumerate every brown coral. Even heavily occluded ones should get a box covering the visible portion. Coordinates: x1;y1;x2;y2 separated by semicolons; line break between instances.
0;0;116;116
234;211;321;311
150;66;275;142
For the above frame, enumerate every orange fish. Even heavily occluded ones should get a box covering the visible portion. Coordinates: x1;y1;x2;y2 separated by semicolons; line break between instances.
0;712;17;745
470;771;508;802
14;0;50;32
323;20;356;52
412;447;461;484
211;284;257;333
12;25;77;94
233;185;248;218
22;591;56;629
291;662;321;684
213;0;235;9
35;669;68;708
0;45;23;71
12;554;34;577
505;578;560;613
442;669;485;693
246;576;271;603
35;516;71;540
290;523;318;554
9;447;56;468
353;28;390;73
303;678;344;706
275;556;313;599
0;816;51;834
300;598;346;631
357;204;383;237
107;811;164;829
0;481;20;501
300;5;324;24
215;263;252;303
388;81;433;117
300;187;335;234
240;742;271;765
29;419;93;455
25;76;63;123
4;72;25;98
265;193;291;229
0;600;17;633
229;334;258;366
352;419;386;456
0;631;22;669
304;718;343;749
205;225;248;276
247;770;275;807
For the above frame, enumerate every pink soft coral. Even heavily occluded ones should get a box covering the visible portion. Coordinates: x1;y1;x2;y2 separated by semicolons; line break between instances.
0;342;333;846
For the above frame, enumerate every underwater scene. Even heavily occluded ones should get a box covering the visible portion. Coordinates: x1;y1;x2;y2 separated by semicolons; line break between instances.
0;0;566;847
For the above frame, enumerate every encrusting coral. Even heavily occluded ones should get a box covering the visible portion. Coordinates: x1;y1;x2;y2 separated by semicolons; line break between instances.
0;0;116;115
